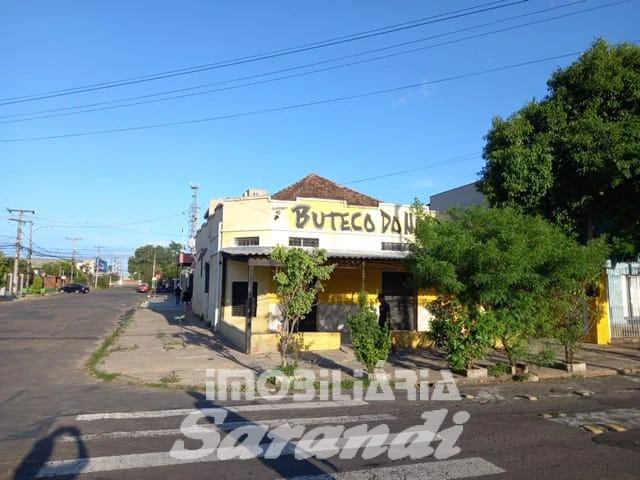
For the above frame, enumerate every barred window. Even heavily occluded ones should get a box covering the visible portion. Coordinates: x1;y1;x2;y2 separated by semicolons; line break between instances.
381;242;410;251
235;236;259;246
289;237;319;247
231;282;257;317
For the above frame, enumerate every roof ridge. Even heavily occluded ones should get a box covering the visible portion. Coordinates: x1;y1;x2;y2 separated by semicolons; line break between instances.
272;173;380;207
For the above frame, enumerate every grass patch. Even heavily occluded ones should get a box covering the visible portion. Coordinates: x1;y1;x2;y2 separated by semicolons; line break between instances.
159;370;181;384
488;362;512;377
85;308;135;381
512;373;534;382
109;344;139;352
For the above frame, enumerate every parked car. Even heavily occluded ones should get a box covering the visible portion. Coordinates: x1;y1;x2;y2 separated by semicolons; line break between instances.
60;283;90;294
155;283;173;294
137;283;150;293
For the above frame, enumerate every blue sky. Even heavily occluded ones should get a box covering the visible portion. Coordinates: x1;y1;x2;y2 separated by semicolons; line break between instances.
1;0;638;266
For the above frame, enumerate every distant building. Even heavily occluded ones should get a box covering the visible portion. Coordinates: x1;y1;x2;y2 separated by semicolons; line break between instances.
429;181;487;213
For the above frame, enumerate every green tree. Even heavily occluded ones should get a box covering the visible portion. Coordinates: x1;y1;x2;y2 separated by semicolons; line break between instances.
480;38;640;259
271;246;336;366
41;260;73;277
128;242;183;284
346;288;392;372
406;206;607;370
0;252;10;287
31;276;43;293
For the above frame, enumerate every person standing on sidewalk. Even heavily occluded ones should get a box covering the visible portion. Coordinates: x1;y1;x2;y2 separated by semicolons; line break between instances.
378;293;396;354
182;287;193;317
378;293;390;329
174;284;182;305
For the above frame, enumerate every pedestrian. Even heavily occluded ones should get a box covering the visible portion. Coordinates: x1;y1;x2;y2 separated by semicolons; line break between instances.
378;293;391;329
378;292;397;354
174;284;182;305
182;287;193;317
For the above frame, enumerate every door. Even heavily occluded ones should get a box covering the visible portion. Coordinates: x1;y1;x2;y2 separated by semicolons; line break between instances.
381;271;415;330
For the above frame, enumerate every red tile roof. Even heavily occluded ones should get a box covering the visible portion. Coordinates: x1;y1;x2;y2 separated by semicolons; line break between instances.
272;173;380;207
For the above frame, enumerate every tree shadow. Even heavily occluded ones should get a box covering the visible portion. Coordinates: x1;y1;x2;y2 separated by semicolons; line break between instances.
581;344;640;363
299;351;356;376
185;390;340;478
13;426;88;479
385;347;450;372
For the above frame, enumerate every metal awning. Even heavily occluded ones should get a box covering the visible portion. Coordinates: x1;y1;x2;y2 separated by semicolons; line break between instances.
220;246;409;261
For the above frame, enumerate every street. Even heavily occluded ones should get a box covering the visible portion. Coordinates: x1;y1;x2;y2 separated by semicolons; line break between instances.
2;288;640;479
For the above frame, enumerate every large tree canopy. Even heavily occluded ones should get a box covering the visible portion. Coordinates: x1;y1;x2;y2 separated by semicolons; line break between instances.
406;206;608;369
480;38;640;259
128;241;182;283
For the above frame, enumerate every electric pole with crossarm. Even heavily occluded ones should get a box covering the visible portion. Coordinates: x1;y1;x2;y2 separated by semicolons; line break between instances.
7;208;35;296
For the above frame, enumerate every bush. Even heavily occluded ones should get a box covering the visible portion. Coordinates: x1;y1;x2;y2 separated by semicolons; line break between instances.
426;297;493;370
530;346;556;367
31;276;43;293
488;362;511;377
346;290;392;372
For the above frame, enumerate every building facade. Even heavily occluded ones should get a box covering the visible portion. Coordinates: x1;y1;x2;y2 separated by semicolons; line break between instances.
191;174;436;354
428;181;487;212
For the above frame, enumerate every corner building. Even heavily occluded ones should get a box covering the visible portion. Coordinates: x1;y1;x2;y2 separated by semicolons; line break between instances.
192;174;435;354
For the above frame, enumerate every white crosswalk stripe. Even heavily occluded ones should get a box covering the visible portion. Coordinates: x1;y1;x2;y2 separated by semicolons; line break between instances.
76;399;367;420
276;458;506;479
34;402;506;479
60;414;397;442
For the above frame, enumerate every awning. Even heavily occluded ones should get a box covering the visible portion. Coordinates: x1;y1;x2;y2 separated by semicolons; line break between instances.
220;246;409;261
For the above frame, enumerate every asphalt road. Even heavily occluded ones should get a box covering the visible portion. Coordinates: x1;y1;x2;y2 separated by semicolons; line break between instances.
2;288;640;479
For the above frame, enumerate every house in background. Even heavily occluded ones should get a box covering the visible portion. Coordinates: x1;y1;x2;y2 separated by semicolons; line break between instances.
428;181;487;212
191;173;437;354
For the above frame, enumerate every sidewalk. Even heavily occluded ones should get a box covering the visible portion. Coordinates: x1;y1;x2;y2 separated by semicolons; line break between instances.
100;297;640;390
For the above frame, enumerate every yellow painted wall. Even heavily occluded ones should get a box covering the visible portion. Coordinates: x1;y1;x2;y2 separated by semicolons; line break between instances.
588;273;611;345
222;260;276;335
220;197;274;248
392;331;434;349
319;266;380;305
251;332;341;354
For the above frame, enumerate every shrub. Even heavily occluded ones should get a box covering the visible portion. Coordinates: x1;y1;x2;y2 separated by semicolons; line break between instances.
346;289;392;372
31;276;43;293
488;362;511;377
530;346;556;367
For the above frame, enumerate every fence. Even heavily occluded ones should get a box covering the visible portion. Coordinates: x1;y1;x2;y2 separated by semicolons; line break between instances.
606;261;640;338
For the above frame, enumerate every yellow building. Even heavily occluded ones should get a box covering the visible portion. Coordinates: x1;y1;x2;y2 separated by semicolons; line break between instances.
192;174;435;354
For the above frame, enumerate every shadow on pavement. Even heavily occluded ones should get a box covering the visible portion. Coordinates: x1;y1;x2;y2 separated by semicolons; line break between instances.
186;390;340;478
13;426;88;479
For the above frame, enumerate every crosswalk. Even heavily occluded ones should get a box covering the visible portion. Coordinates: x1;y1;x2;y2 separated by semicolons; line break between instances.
29;399;506;479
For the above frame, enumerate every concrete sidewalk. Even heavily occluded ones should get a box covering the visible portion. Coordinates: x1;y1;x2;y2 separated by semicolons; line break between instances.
100;296;640;389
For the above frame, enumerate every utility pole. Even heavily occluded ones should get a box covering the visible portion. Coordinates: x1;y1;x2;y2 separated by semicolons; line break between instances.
23;220;33;288
189;183;200;254
94;246;104;288
66;237;81;283
7;208;35;296
151;251;157;298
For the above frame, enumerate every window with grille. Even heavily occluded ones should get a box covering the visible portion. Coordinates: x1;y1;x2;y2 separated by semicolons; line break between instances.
381;242;410;251
235;236;259;246
231;281;257;317
289;237;319;247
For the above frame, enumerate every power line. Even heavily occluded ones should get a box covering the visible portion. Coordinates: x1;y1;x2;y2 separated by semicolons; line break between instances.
0;0;526;106
1;0;607;124
0;49;595;143
342;153;482;185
